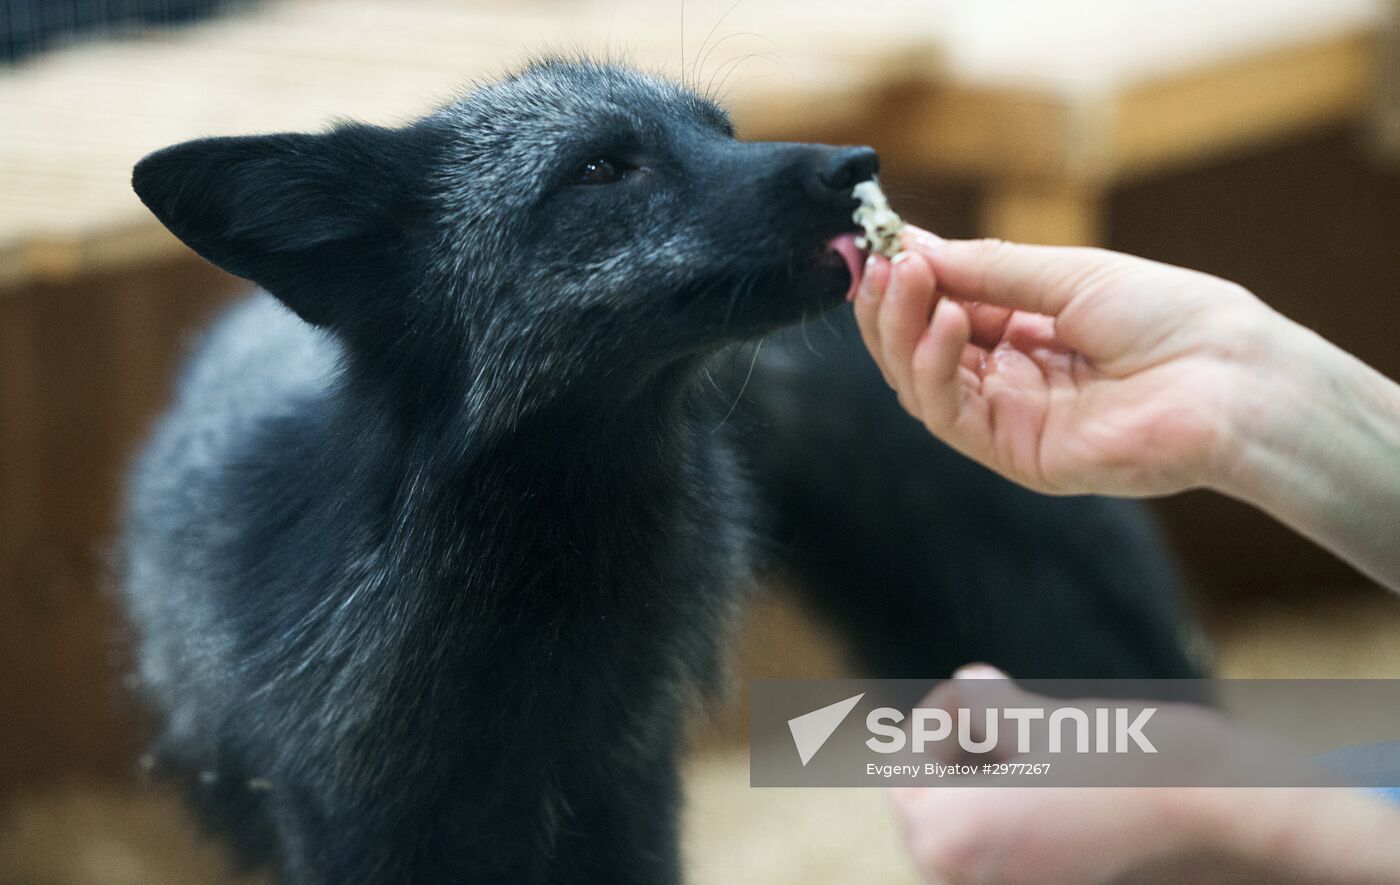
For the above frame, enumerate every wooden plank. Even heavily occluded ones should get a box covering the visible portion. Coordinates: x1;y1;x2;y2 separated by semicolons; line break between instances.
5;0;1383;289
0;242;32;290
0;0;921;291
1376;0;1400;157
982;180;1105;246
0;291;41;587
892;87;1088;181
0;260;248;793
1109;30;1379;179
19;226;188;287
897;29;1377;185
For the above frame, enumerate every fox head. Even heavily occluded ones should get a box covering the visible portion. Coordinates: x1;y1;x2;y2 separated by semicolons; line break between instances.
134;60;875;424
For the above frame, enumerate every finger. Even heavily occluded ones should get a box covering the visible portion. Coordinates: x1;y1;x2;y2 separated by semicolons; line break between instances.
960;344;988;374
910;665;1031;765
950;663;1036;714
949;664;1038;761
877;251;937;395
952;663;1037;711
1002;311;1060;352
912;678;968;765
898;224;945;257
921;238;1122;318
953;663;1010;679
964;301;1014;349
854;254;892;381
910;297;972;432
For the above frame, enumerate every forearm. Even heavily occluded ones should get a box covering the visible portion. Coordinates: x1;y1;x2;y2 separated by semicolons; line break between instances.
1190;787;1400;884
1216;312;1400;591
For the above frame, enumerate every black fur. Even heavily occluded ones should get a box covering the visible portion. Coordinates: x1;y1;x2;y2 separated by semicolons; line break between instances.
122;60;1200;884
740;313;1200;679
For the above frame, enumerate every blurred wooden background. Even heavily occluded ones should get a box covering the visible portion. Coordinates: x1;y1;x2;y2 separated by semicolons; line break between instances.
3;2;1400;881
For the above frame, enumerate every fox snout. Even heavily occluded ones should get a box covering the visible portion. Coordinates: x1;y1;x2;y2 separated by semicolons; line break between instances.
807;145;880;206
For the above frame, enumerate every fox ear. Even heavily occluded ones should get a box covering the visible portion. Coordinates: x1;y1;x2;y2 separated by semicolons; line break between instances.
132;124;428;327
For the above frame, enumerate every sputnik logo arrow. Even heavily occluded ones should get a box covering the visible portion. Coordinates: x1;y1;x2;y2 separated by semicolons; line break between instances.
787;693;865;766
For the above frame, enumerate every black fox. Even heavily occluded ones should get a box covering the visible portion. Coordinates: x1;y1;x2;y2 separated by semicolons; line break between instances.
122;59;1200;883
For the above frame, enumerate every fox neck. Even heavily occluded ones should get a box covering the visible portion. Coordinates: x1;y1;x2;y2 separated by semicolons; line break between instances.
299;348;740;738
322;352;722;611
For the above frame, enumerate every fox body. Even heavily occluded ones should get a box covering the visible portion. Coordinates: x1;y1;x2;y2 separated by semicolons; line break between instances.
124;60;1199;883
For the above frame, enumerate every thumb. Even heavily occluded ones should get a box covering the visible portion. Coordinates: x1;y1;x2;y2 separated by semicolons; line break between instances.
951;663;1036;711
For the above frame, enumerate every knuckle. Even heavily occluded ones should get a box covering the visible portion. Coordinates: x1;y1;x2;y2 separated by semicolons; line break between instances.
969;237;1015;260
1216;280;1257;305
1049;251;1124;299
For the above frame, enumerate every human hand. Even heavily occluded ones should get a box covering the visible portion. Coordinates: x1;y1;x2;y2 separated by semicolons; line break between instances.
853;230;1277;496
890;666;1400;885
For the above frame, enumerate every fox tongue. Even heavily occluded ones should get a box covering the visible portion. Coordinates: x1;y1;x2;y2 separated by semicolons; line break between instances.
827;233;864;301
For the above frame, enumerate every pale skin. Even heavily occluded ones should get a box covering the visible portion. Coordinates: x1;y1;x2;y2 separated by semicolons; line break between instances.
892;666;1400;885
853;228;1400;590
850;228;1400;883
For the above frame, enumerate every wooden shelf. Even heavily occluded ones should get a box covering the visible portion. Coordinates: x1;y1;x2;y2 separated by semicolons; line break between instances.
0;0;1391;282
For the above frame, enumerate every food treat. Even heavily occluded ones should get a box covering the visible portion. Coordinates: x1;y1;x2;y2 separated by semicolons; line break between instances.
852;178;905;258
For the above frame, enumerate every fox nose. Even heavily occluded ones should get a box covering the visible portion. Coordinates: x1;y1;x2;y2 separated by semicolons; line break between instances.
816;146;879;195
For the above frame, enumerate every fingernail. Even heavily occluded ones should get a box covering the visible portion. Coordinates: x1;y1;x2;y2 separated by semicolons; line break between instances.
854;253;877;302
891;251;912;266
860;254;889;301
913;230;945;250
851;253;873;302
882;258;905;303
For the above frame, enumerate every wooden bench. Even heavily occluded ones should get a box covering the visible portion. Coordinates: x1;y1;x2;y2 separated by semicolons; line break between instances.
885;0;1389;243
2;0;1390;287
0;0;937;289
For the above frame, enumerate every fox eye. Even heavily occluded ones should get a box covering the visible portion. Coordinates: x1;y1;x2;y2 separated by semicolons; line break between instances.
576;157;627;185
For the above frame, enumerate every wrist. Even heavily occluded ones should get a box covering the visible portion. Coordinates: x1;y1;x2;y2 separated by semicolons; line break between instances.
1177;787;1368;879
1207;306;1400;588
1209;309;1354;504
1197;787;1400;883
1171;786;1290;864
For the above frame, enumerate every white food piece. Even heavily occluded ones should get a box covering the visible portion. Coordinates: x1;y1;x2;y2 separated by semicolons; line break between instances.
852;178;905;258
